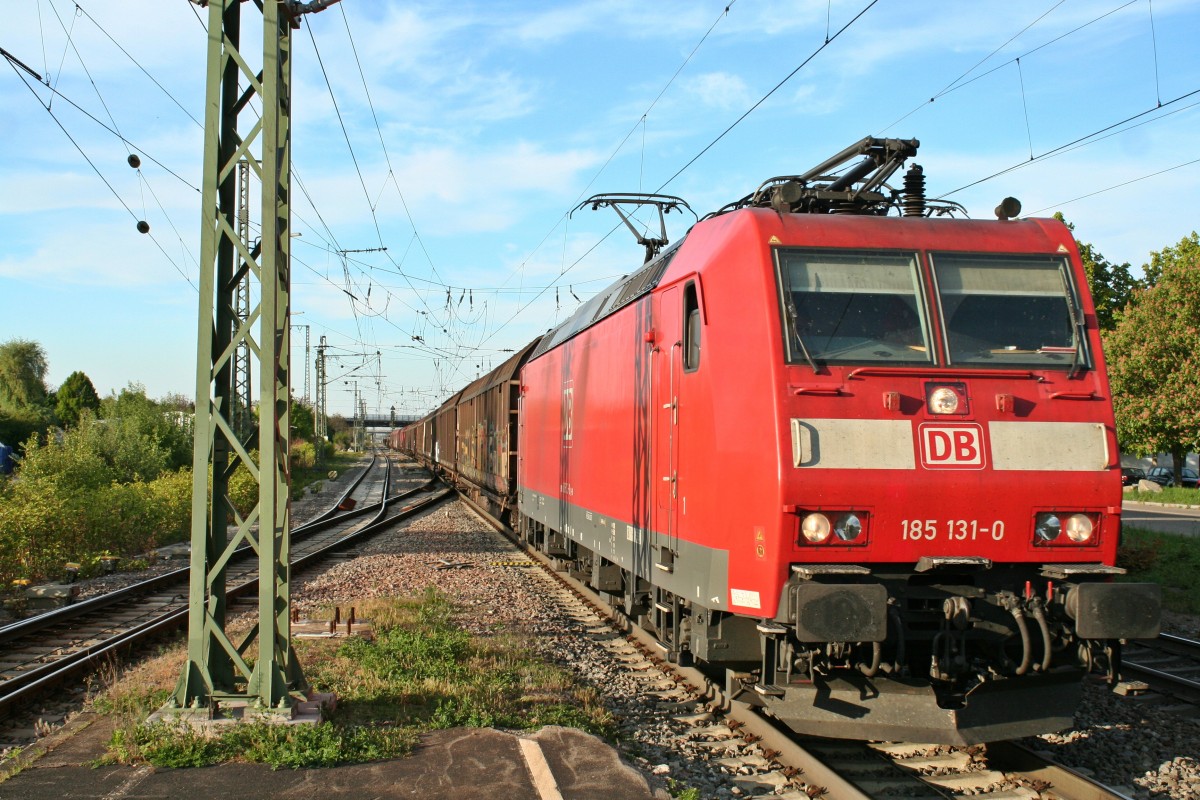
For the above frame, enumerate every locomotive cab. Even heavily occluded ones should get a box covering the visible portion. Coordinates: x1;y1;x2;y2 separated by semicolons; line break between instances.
731;206;1162;743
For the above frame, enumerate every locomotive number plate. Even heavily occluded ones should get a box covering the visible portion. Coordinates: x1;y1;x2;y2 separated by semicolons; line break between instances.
901;519;1006;541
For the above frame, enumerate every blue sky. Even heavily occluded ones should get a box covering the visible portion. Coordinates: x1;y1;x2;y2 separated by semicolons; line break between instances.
2;0;1197;420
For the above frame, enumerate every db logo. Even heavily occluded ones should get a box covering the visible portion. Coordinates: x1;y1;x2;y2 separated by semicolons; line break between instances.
919;424;985;469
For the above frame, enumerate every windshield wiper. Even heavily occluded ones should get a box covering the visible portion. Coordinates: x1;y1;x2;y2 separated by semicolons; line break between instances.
1058;269;1086;379
785;297;819;374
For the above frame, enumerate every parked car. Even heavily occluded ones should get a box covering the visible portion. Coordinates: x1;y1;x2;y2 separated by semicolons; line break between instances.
1121;467;1146;486
1144;466;1199;489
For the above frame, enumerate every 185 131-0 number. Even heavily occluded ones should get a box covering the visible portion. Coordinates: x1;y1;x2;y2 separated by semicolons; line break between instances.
901;519;1005;541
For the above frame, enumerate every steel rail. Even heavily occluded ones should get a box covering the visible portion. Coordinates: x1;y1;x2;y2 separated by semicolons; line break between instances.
987;741;1137;800
0;455;391;646
1120;632;1200;703
1154;631;1200;653
0;463;449;719
0;484;449;719
1121;661;1200;693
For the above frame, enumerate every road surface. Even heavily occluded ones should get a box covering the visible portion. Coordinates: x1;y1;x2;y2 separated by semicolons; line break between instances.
1122;501;1200;537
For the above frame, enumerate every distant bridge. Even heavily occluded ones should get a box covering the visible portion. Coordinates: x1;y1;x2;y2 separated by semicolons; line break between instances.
361;413;422;429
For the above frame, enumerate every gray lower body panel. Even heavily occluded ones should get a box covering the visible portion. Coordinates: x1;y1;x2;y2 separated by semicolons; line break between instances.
520;487;731;611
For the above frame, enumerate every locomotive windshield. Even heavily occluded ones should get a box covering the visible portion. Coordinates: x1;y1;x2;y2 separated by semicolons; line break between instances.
931;253;1084;369
776;249;932;365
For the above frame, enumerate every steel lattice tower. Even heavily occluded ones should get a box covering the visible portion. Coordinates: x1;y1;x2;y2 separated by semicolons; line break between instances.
233;159;253;441
173;0;336;717
315;336;327;443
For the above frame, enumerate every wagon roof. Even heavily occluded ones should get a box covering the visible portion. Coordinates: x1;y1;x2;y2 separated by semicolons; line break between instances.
460;336;543;404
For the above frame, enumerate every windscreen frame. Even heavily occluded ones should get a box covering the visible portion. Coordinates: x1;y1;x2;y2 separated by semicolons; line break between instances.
774;247;935;367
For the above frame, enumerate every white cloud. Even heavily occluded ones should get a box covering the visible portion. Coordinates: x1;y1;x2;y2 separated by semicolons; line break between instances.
684;72;754;111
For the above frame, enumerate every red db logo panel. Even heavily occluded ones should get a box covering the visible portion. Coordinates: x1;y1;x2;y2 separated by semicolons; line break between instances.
919;424;985;470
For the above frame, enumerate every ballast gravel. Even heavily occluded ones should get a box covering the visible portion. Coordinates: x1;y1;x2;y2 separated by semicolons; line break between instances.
291;492;1200;800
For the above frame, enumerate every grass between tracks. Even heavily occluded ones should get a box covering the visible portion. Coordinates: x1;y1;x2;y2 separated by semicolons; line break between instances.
1118;526;1200;615
91;589;613;769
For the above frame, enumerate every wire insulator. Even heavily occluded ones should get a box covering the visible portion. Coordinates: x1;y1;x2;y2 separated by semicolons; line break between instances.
902;164;926;217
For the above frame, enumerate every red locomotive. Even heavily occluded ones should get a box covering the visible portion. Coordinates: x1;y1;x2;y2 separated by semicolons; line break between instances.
390;138;1160;744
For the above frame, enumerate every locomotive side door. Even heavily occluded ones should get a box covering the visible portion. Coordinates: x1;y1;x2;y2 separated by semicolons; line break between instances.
653;286;682;570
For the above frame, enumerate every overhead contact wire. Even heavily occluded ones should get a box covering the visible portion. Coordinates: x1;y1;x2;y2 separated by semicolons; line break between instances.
935;87;1200;199
655;0;881;192
1028;157;1200;214
6;57;198;291
490;0;741;299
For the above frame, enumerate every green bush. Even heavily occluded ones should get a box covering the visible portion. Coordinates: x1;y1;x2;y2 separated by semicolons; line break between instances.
0;466;192;585
227;457;259;520
291;441;316;470
0;477;72;583
0;411;326;584
16;426;116;491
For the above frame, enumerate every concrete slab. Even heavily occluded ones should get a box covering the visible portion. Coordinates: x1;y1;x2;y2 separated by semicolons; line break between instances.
0;715;660;800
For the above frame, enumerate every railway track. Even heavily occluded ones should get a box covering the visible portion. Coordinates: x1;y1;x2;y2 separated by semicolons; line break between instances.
0;454;451;720
458;493;1139;800
1121;633;1200;707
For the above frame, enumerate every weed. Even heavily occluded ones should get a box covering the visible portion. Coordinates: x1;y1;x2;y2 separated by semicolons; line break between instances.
130;722;229;768
96;590;612;768
1116;536;1161;573
667;779;702;799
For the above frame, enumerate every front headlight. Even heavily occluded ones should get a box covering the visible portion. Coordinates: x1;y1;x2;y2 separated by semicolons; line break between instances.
1034;512;1098;545
925;382;968;415
1065;513;1094;543
834;512;863;542
929;387;960;414
801;513;831;544
1035;513;1061;541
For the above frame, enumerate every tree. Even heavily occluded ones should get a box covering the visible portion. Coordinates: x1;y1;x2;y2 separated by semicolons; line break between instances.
1055;214;1141;331
55;371;102;428
290;397;316;442
1141;231;1200;288
325;413;349;444
0;339;50;413
159;392;196;413
1104;231;1200;486
0;339;53;450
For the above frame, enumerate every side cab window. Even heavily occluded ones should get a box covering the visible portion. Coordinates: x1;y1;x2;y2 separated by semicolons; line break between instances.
683;281;701;372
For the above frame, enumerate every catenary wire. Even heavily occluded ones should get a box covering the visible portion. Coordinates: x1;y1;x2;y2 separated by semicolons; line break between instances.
935;87;1200;199
1028;157;1200;215
6;56;198;290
